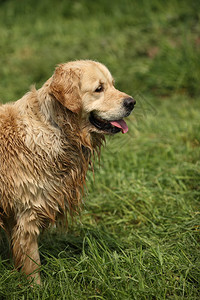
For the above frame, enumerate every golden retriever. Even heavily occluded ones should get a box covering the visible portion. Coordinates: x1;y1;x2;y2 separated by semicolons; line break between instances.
0;60;135;284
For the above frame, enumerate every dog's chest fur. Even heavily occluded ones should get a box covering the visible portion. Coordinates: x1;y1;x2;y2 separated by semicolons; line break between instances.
0;94;94;226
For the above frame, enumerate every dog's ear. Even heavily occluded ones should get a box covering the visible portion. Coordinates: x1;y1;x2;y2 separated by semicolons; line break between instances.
50;65;81;113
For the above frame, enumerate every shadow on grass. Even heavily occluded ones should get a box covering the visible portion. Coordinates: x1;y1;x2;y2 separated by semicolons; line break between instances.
0;222;122;272
0;228;11;261
0;225;123;261
39;225;121;264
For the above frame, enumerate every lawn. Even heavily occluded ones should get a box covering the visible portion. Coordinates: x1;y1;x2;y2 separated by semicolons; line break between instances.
0;0;200;299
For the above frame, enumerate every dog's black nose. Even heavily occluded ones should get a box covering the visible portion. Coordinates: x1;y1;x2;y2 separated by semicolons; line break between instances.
123;97;136;111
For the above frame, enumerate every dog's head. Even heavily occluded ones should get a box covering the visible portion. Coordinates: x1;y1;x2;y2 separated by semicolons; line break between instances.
50;60;135;134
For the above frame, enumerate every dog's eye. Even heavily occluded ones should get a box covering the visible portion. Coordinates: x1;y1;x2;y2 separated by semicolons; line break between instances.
95;84;104;93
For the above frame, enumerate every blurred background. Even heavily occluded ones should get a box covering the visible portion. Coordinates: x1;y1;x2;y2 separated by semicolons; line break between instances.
0;0;200;298
0;0;199;102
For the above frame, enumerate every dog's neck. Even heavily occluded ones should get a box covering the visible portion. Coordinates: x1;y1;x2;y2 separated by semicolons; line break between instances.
36;83;104;157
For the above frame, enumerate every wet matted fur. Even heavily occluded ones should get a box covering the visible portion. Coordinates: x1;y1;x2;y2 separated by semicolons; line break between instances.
0;60;135;284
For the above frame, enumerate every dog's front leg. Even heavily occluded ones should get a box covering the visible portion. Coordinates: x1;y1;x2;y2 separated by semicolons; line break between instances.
11;211;41;285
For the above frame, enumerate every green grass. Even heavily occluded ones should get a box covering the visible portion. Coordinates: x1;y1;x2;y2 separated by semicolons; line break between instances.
0;0;200;299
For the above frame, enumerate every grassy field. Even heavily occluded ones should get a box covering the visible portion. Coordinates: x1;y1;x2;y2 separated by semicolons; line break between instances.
0;0;200;299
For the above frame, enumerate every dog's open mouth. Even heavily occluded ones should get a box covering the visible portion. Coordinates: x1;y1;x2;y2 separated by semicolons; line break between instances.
89;112;129;134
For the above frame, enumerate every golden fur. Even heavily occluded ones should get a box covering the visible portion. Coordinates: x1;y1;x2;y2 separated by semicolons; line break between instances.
0;60;134;284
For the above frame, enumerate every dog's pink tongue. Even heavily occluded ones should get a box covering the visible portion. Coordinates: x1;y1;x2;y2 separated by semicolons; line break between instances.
110;120;128;134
